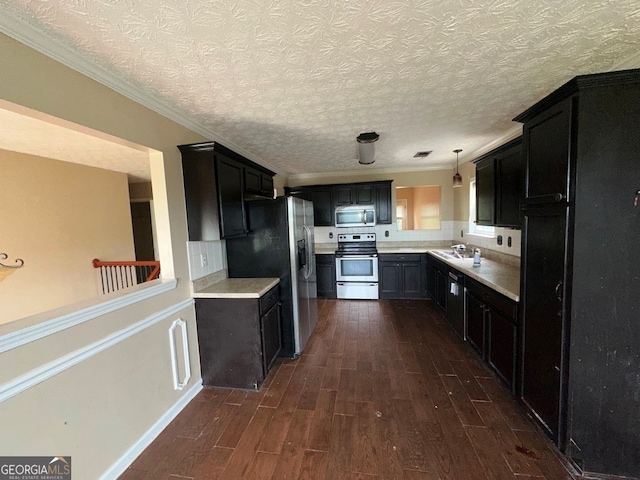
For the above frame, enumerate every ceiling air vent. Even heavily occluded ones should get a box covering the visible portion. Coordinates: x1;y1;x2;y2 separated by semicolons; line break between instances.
414;151;433;158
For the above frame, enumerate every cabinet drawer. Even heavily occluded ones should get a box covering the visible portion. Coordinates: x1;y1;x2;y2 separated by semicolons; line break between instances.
260;285;279;316
466;277;517;322
316;253;336;265
381;253;422;263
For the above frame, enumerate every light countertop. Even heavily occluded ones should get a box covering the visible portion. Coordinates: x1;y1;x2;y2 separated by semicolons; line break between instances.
313;241;520;301
191;271;279;299
426;251;520;302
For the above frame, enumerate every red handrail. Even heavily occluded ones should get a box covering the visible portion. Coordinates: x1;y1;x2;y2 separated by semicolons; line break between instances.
92;258;160;282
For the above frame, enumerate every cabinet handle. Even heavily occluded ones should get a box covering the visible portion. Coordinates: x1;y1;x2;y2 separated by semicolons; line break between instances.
554;193;566;202
555;281;563;301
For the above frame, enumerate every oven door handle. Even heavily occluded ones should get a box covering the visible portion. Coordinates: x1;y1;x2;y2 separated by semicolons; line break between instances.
337;254;378;259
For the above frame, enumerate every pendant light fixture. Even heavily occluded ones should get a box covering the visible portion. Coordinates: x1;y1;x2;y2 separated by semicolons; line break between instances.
452;149;463;187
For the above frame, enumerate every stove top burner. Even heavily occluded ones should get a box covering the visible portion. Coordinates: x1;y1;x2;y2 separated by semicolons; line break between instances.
336;232;377;256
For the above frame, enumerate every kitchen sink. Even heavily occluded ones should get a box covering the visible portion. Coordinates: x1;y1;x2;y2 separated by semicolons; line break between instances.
433;250;473;260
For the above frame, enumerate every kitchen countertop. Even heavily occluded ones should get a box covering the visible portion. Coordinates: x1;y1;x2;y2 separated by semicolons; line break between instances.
191;270;280;299
315;244;337;255
314;241;520;300
426;251;520;302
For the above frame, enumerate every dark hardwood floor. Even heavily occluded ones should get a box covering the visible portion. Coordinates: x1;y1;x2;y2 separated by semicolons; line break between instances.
120;299;578;479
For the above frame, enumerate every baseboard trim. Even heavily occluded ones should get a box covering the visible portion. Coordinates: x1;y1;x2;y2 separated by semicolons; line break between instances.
100;380;203;480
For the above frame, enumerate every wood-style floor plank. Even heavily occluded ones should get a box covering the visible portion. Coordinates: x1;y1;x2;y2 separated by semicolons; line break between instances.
120;298;577;480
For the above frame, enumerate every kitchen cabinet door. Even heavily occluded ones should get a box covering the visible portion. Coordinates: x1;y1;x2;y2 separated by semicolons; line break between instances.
375;182;392;224
261;302;282;374
379;261;400;298
495;146;524;227
355;184;374;204
465;291;486;357
520;206;569;441
401;262;422;297
488;308;517;392
180;148;219;241
309;187;334;226
426;263;437;302
215;155;248;238
316;254;336;298
476;157;495;226
435;269;448;312
334;186;353;206
523;97;573;205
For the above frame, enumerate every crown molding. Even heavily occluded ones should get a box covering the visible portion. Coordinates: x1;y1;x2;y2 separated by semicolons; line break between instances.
460;125;523;164
0;11;286;176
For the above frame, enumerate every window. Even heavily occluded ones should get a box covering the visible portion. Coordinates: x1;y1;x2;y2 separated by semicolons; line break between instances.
469;178;495;236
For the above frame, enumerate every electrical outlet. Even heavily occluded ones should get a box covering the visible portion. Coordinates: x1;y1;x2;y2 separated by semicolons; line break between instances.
200;253;208;268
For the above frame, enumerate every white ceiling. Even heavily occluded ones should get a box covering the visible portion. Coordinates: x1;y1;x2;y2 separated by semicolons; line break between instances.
1;0;639;179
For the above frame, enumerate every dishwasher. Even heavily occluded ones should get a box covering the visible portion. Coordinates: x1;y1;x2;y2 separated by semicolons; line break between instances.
446;270;465;339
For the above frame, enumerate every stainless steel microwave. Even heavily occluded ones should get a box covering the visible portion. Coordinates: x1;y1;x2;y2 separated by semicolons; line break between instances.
335;205;376;227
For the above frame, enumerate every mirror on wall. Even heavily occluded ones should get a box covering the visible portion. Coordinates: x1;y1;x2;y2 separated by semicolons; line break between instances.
395;185;441;230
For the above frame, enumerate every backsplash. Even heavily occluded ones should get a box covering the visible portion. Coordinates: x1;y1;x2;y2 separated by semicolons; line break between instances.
314;221;455;243
314;221;521;266
452;221;522;259
187;240;226;280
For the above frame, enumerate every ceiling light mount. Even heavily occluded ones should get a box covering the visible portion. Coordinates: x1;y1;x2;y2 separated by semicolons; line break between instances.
357;132;379;165
453;148;463;188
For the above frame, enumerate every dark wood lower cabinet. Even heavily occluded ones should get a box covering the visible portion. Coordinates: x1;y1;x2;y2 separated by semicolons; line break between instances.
488;308;517;391
379;254;427;299
195;285;281;390
465;291;486;357
466;277;518;394
426;255;448;311
316;254;336;298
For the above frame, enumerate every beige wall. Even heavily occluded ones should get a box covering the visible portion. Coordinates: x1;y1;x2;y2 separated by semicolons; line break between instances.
453;161;475;222
1;150;135;323
0;32;208;479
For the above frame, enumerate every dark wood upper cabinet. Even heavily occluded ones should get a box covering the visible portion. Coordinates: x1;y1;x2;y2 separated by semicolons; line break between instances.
521;98;572;205
354;184;374;204
475;156;495;226
374;182;392;224
474;137;523;228
285;180;392;226
308;187;334;226
495;144;524;227
215;154;248;238
179;141;276;240
334;185;353;206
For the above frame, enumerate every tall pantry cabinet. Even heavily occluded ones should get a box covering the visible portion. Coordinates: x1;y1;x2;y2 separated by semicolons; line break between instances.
515;69;640;479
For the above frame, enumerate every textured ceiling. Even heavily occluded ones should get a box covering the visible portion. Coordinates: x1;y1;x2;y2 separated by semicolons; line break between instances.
1;1;640;178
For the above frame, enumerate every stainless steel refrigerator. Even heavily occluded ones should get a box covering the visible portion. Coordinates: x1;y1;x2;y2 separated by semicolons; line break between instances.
225;196;318;357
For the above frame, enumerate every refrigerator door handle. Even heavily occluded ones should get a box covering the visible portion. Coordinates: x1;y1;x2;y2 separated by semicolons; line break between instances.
303;224;312;279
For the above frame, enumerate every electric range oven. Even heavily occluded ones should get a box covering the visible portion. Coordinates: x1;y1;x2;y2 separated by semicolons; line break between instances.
335;233;379;299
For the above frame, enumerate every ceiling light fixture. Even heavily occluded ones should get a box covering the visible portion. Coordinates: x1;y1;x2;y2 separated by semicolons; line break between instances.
414;151;433;158
453;149;463;187
357;132;379;165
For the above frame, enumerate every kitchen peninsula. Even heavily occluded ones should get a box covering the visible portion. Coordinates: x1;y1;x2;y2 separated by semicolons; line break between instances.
191;273;282;391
